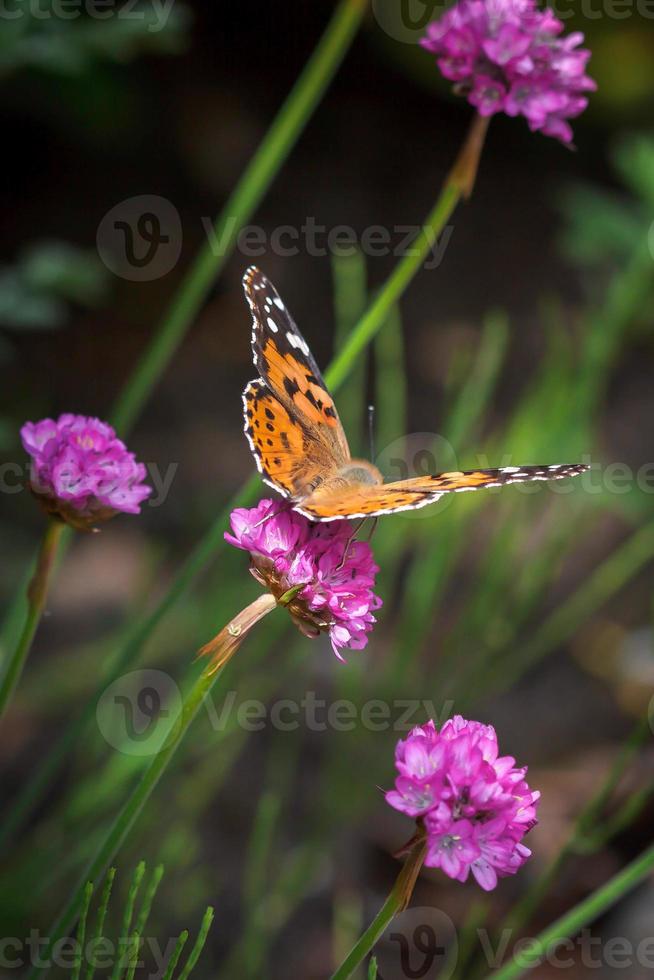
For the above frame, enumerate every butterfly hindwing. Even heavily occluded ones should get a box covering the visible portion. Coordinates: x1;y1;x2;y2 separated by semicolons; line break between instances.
295;464;588;521
243;380;335;499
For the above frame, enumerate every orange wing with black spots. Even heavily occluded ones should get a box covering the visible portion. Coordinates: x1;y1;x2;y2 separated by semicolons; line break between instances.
243;380;329;499
242;267;350;469
295;464;589;521
241;267;350;499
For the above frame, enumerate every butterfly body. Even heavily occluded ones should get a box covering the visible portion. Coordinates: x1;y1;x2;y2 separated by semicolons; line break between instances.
241;266;588;521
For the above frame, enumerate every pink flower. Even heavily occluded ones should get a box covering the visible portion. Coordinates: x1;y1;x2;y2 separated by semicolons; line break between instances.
21;414;151;529
225;499;382;659
226;499;308;562
421;0;596;144
386;717;540;891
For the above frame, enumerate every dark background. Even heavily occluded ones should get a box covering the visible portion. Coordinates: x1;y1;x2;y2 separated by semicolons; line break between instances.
1;2;654;977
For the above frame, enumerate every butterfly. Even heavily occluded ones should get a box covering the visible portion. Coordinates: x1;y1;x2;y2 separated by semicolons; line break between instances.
241;266;588;521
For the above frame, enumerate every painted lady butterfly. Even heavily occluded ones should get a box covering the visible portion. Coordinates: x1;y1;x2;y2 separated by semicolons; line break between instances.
241;266;587;521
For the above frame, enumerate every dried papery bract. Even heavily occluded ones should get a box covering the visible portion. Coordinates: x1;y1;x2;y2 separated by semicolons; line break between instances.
198;593;278;675
447;112;491;199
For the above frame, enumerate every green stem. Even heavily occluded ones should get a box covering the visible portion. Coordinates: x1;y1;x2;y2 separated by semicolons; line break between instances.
488;842;654;980
0;484;256;848
330;832;427;980
110;0;368;435
325;184;460;392
326;112;490;391
28;671;214;979
28;602;278;979
0;519;65;720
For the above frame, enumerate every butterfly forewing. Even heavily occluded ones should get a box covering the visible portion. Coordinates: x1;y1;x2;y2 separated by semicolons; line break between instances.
242;267;350;500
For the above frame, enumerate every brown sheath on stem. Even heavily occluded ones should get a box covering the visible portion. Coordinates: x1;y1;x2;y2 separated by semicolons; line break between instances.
394;821;428;912
198;592;277;675
447;113;491;199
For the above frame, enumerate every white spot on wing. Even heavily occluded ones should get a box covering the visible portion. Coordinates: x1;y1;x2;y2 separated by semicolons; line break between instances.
266;317;278;333
287;331;310;356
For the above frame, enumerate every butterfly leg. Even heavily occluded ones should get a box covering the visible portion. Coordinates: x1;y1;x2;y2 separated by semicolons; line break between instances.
364;517;379;543
336;517;368;571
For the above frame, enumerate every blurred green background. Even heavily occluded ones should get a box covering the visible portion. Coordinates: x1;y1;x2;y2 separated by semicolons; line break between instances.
1;2;654;977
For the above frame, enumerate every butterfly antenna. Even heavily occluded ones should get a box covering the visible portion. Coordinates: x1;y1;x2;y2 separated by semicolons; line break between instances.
252;500;293;529
368;404;376;462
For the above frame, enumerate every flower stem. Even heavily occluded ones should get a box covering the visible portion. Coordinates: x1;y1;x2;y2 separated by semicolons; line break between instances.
0;518;65;721
110;0;369;436
488;841;654;980
26;601;277;979
329;830;427;980
325;183;460;391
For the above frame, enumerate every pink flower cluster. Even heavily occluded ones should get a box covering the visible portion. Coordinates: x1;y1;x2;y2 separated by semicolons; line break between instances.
386;717;540;891
226;499;382;658
421;0;596;144
21;414;151;528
